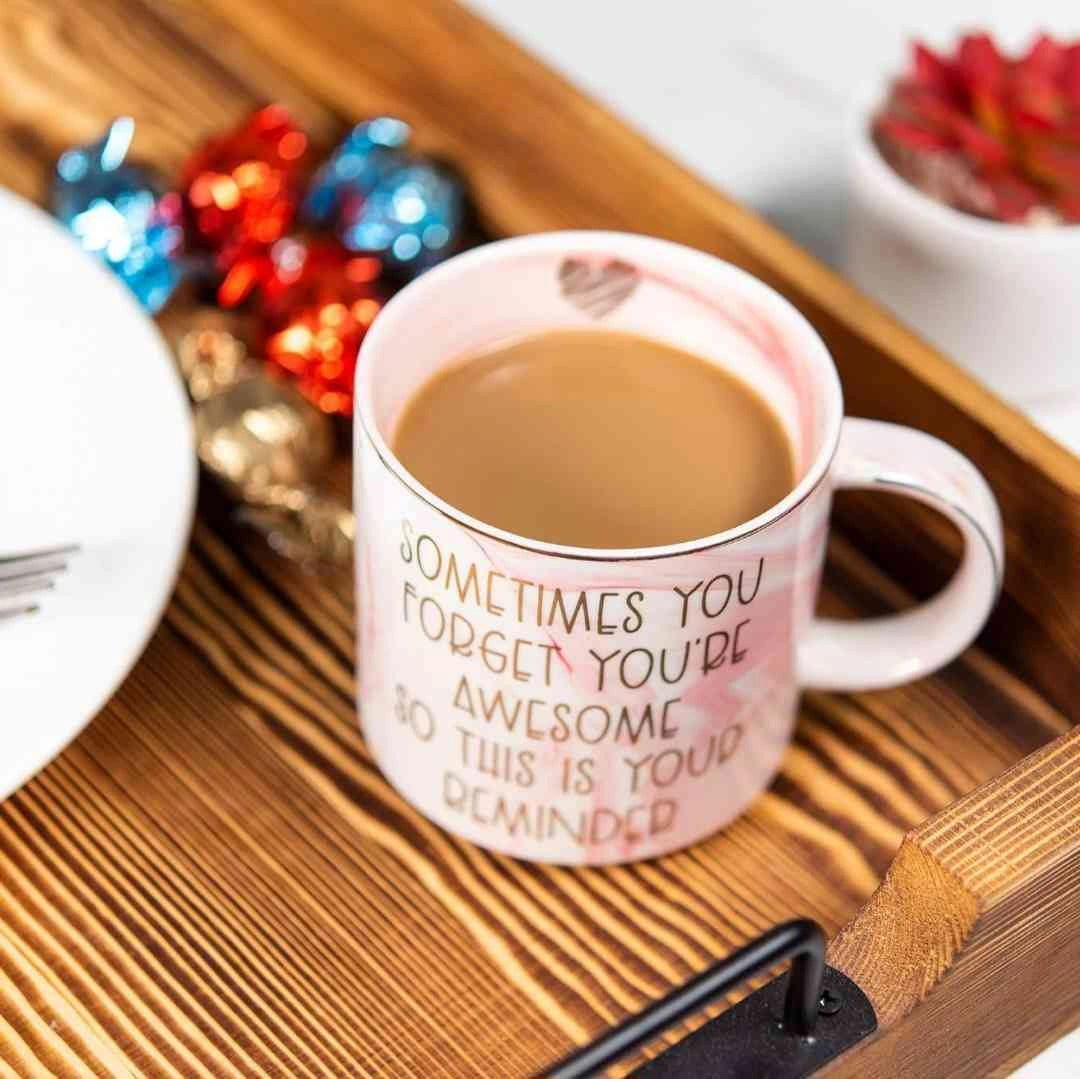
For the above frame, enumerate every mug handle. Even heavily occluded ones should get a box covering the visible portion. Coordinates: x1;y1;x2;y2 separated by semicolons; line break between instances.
798;418;1004;691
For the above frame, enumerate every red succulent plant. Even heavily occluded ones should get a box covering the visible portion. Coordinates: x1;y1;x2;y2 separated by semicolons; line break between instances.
874;33;1080;224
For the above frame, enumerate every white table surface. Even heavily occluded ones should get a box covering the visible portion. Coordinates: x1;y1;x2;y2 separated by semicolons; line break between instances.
468;0;1080;457
466;2;1080;1074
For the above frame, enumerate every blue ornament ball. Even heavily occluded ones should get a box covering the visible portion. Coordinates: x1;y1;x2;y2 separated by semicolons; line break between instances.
302;116;411;226
338;160;464;275
52;117;184;313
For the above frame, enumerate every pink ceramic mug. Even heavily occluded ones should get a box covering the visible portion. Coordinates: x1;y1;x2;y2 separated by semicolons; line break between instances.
354;232;1003;866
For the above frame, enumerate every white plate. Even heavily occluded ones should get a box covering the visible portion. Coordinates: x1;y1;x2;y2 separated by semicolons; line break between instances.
0;188;196;799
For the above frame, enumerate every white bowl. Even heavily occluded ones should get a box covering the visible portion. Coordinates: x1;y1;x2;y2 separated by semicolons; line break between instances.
845;83;1080;405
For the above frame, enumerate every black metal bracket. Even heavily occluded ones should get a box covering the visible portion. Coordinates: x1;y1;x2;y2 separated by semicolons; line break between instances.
540;919;876;1079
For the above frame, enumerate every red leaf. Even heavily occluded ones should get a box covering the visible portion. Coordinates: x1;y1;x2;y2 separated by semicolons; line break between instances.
1054;190;1080;221
1063;45;1080;107
891;81;966;132
982;173;1043;222
874;115;954;154
955;33;1009;135
891;82;1008;165
951;115;1010;167
1018;33;1067;81
956;33;1007;95
1052;115;1080;143
1025;140;1080;189
1008;106;1058;137
911;41;958;96
1011;61;1065;124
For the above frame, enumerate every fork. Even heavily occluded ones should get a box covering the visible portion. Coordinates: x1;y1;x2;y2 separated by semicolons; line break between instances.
0;544;79;622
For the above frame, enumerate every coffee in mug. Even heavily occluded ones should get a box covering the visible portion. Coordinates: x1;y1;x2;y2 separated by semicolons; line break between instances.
392;328;795;548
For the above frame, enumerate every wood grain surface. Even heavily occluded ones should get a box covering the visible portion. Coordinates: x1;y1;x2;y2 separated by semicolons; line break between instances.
0;1;1077;1076
827;724;1080;1078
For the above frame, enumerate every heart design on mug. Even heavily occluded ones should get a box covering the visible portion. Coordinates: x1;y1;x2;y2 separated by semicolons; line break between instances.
558;258;641;318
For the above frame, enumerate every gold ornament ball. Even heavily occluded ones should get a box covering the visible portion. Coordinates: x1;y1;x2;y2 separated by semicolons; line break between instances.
194;375;335;502
176;324;251;401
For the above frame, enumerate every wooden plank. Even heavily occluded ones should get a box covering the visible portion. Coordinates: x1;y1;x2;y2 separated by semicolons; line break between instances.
0;0;1073;1075
827;726;1080;1078
0;0;339;201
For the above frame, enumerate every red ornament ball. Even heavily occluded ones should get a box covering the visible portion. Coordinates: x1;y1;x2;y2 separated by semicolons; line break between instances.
257;238;386;416
180;105;309;271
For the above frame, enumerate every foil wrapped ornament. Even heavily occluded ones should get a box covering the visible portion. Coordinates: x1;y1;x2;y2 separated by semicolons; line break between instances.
338;159;465;275
180;105;310;277
303;115;464;277
236;493;356;568
179;325;353;567
194;375;334;496
195;376;354;568
52;117;184;313
303;116;411;226
256;237;386;416
175;314;254;401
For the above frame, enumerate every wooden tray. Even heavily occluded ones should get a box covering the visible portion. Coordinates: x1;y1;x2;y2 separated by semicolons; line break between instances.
2;2;1078;1076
